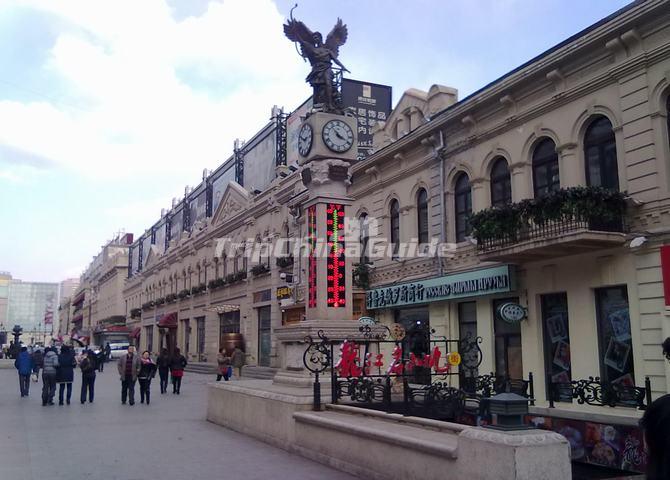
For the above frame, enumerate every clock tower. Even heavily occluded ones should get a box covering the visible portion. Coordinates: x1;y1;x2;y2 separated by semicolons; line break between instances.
273;110;360;386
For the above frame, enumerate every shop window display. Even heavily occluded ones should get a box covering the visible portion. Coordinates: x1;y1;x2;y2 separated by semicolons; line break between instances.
541;293;572;401
595;286;634;385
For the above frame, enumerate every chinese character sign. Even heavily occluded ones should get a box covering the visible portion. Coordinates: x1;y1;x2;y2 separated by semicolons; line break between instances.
341;79;392;159
327;204;345;308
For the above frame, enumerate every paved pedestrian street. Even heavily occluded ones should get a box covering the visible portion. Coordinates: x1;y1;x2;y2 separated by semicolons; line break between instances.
0;367;354;480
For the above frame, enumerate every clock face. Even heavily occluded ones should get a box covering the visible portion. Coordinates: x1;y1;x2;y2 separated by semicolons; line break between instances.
298;123;313;157
322;119;354;153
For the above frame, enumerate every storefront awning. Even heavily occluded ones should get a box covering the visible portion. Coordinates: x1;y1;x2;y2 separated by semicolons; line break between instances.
72;314;84;324
130;327;141;339
157;312;178;328
72;292;85;306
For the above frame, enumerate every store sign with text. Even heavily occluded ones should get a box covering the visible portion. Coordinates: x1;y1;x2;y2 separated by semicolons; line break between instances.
366;265;515;310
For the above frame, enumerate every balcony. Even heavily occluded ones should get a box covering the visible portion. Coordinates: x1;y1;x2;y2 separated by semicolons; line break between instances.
471;187;628;263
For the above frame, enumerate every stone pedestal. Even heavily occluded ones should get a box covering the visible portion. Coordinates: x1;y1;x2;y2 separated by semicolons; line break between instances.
273;320;363;387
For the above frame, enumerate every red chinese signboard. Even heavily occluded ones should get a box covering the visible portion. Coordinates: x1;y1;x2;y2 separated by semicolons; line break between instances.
327;203;345;308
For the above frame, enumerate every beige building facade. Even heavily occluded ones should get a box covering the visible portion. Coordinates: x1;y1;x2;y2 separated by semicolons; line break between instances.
124;2;669;459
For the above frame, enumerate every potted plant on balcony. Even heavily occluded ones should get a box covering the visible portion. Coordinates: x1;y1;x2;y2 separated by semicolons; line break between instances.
178;288;191;300
353;263;371;290
251;264;270;276
166;293;177;303
276;255;294;268
130;308;142;319
155;297;166;306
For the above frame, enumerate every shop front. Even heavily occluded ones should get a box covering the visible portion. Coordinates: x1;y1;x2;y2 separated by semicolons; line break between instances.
366;264;519;384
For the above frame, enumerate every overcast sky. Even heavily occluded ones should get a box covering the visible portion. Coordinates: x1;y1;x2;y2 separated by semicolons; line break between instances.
0;0;631;282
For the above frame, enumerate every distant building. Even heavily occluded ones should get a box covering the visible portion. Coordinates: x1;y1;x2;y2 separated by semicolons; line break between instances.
0;271;11;345
7;279;59;344
68;232;133;347
59;278;79;302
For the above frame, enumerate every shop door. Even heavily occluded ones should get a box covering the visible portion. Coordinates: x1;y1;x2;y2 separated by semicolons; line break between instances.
493;297;523;379
395;307;430;384
182;319;190;357
196;317;206;361
258;306;272;367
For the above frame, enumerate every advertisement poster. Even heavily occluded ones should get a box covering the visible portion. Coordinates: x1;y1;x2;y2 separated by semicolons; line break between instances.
341;78;392;159
528;415;647;473
242;125;277;193
189;188;207;227
211;162;235;214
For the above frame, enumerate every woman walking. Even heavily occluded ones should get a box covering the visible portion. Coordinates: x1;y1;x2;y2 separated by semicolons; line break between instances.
56;345;77;405
79;350;96;404
157;349;170;394
170;348;187;394
138;351;157;404
216;348;231;381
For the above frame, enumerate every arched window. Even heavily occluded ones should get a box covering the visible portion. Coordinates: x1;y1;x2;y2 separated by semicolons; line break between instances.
390;199;400;257
417;188;429;244
532;138;559;198
359;213;369;264
584;116;619;191
490;157;512;206
454;173;472;243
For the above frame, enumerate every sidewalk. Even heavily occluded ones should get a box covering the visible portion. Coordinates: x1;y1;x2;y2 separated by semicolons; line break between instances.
0;367;353;480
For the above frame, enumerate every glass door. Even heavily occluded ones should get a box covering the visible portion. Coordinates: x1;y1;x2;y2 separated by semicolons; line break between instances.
493;297;523;379
258;306;272;367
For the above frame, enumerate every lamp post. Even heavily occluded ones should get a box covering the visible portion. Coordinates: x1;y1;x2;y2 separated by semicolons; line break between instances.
485;392;533;431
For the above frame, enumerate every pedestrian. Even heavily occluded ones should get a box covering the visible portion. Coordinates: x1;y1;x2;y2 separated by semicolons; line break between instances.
640;394;670;480
138;350;157;405
56;345;77;405
105;342;112;361
14;346;33;398
79;350;96;403
662;337;670;362
97;347;105;372
41;346;59;406
157;348;170;394
170;347;187;394
216;347;231;381
117;345;141;405
231;345;245;379
31;347;43;381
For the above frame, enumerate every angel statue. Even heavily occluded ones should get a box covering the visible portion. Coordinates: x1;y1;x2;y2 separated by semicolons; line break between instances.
284;11;349;114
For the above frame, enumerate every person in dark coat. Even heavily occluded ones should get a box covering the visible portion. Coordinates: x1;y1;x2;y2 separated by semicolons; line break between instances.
79;350;96;403
157;348;170;394
117;345;141;405
170;347;187;394
56;345;77;405
105;343;112;361
640;394;670;480
41;347;59;406
138;350;157;404
97;348;105;372
14;346;33;397
31;348;43;380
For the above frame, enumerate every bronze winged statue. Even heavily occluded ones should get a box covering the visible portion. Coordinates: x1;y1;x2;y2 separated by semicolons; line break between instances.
284;11;349;114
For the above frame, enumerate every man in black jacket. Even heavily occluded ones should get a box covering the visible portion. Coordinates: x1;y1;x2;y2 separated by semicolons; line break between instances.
80;350;96;404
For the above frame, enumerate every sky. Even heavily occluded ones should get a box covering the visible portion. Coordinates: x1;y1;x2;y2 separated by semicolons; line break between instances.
0;0;632;282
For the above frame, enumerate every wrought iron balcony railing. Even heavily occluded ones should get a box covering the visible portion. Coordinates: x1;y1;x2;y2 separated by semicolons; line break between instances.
477;216;626;253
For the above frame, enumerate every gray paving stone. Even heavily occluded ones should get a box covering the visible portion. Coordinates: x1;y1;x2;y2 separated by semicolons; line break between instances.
0;368;354;480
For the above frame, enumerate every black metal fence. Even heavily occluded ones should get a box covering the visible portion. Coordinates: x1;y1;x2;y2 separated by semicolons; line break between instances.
302;326;533;423
548;376;652;410
477;216;625;253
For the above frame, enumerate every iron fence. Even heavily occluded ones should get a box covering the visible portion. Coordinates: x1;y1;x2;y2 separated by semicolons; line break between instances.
477;216;625;253
302;326;533;422
548;376;652;410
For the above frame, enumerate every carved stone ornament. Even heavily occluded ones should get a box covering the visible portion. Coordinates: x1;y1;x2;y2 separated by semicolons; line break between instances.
301;159;351;187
